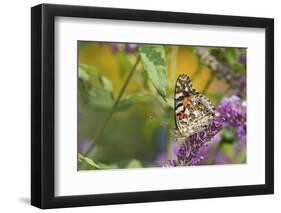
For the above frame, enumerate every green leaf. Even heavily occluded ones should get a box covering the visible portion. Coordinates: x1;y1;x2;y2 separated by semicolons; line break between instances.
97;163;119;169
139;45;167;97
78;67;90;81
89;94;133;112
78;78;91;104
79;63;100;76
129;93;156;103
96;159;142;170
116;98;134;111
116;93;159;111
115;159;142;168
221;143;235;160
115;94;153;111
224;48;239;65
126;159;142;168
221;129;235;144
89;92;160;112
117;51;132;77
78;153;101;170
89;93;113;111
157;97;173;109
99;75;113;92
232;63;246;73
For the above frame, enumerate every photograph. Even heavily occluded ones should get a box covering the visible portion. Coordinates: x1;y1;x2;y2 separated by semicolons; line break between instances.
77;41;247;170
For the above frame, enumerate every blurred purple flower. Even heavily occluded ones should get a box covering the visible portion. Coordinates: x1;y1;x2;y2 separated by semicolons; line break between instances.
215;152;228;164
218;95;247;145
235;76;246;96
209;134;222;144
217;95;246;128
194;47;241;87
165;160;177;167
109;43;120;54
242;100;247;112
239;55;247;65
78;138;91;154
233;142;242;154
155;153;166;166
109;43;138;54
125;44;138;53
236;124;246;139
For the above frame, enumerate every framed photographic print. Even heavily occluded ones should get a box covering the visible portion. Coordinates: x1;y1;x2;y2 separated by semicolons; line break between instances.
31;3;274;209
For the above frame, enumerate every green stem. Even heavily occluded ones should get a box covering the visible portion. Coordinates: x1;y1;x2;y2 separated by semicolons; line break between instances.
202;73;215;95
84;55;141;157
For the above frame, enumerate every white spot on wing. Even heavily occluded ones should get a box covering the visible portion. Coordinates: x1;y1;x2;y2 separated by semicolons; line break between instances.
176;105;184;114
175;92;183;99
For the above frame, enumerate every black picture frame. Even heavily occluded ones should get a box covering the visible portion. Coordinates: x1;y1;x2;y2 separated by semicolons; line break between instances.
31;3;274;209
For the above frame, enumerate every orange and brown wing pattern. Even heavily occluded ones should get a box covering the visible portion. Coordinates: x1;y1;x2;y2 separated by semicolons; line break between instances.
174;74;215;137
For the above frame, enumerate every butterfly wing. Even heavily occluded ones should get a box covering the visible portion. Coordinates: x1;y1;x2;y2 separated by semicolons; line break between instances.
174;74;195;134
184;93;215;134
174;74;215;137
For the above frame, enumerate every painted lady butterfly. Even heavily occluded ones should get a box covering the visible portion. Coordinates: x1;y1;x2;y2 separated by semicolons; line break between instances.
172;74;215;141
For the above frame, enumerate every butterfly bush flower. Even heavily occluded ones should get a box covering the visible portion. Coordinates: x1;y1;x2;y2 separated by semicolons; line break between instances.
217;95;247;148
125;44;139;53
194;47;241;87
165;116;225;167
217;95;245;127
217;96;246;127
109;43;120;54
239;55;247;65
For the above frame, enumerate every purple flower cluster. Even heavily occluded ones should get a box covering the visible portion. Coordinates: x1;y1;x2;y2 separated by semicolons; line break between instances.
217;96;244;127
194;47;242;88
165;116;225;167
109;43;138;54
217;95;247;145
78;138;91;154
239;55;247;65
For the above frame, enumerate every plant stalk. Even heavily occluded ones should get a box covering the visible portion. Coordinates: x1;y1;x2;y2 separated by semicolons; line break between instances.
84;55;141;157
